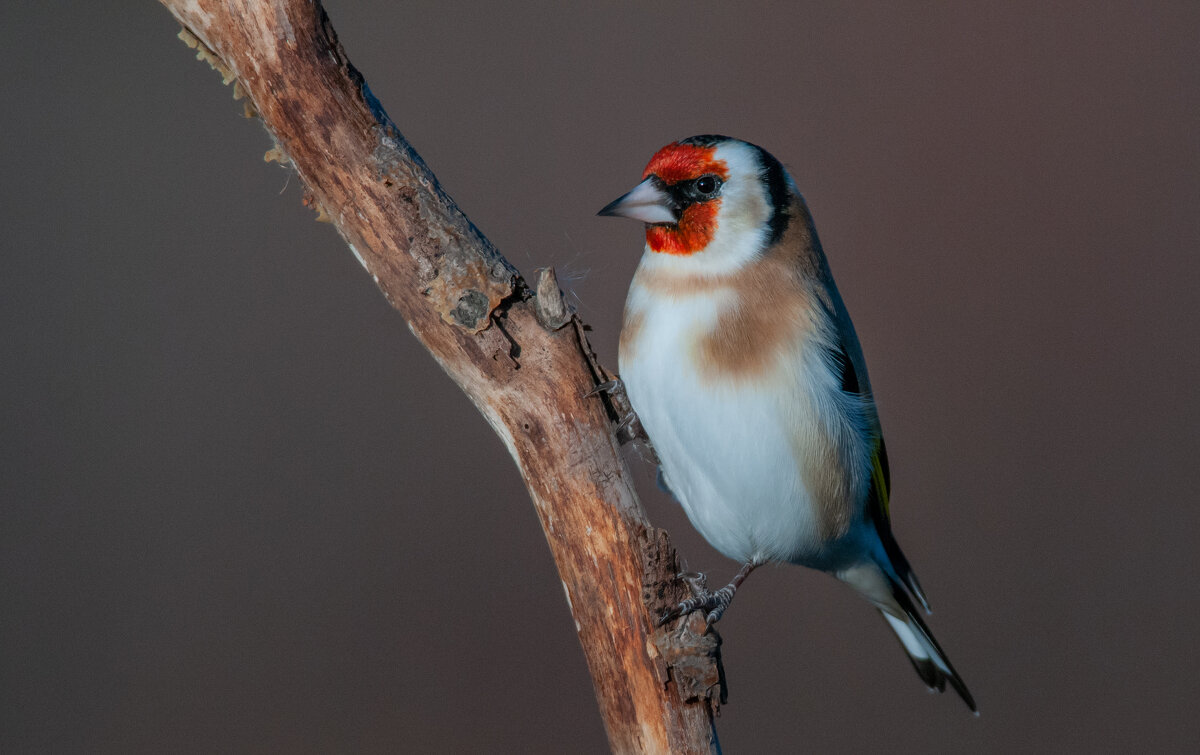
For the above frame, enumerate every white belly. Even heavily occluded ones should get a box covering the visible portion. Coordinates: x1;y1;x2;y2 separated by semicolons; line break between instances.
621;295;853;566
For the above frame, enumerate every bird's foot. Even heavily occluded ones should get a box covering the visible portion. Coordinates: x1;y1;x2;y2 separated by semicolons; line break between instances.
657;572;737;627
584;377;647;445
658;564;756;627
583;378;624;399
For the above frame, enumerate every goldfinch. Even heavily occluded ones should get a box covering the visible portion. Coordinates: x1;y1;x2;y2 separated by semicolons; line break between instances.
599;135;976;712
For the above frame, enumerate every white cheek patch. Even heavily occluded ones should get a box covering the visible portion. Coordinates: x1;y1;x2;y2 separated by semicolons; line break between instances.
643;142;775;276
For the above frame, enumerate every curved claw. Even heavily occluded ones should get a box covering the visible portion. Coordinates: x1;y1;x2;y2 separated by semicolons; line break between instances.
657;593;730;628
678;571;709;595
657;564;755;629
583;378;623;399
657;571;722;627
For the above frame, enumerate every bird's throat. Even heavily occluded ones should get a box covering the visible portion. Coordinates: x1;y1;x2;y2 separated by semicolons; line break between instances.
646;200;720;255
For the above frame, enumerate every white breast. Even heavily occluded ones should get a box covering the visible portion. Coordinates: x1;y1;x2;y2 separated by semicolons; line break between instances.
620;281;862;567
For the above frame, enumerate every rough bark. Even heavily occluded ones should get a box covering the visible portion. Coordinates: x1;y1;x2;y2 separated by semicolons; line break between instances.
158;2;724;752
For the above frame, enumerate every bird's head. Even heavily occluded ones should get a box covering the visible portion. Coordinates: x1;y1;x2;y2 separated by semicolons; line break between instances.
598;135;794;268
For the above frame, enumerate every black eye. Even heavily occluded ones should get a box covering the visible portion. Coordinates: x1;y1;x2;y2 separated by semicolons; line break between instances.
695;175;718;195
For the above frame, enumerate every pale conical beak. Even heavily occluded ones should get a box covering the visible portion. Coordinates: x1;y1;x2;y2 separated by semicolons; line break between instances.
597;177;678;224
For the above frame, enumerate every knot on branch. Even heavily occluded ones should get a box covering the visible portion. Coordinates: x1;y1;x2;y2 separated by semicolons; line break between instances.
356;84;520;335
422;250;517;333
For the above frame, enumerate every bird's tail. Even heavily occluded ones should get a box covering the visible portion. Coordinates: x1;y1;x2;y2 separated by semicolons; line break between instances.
838;561;977;713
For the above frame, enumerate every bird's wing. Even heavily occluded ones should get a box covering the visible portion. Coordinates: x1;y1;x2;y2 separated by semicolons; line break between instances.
824;334;889;515
869;433;892;519
826;331;930;612
789;207;929;607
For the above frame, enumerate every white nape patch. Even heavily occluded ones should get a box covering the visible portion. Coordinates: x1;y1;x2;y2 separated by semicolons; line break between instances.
347;243;369;272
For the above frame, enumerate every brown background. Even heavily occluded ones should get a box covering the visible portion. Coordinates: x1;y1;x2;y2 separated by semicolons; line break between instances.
3;1;1198;752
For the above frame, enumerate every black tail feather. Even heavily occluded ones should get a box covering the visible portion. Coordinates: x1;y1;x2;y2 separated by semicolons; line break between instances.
885;576;977;713
879;525;931;613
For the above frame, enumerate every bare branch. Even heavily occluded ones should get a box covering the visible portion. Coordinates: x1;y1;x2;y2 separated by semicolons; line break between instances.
160;1;724;751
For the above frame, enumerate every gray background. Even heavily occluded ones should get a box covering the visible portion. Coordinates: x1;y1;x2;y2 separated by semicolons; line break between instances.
3;1;1198;752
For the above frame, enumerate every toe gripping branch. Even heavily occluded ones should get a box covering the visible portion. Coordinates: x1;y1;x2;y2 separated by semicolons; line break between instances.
658;563;757;629
584;379;643;445
642;529;728;710
583;374;655;450
558;283;648;448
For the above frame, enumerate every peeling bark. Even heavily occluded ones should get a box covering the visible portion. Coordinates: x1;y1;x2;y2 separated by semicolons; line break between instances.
159;2;724;752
